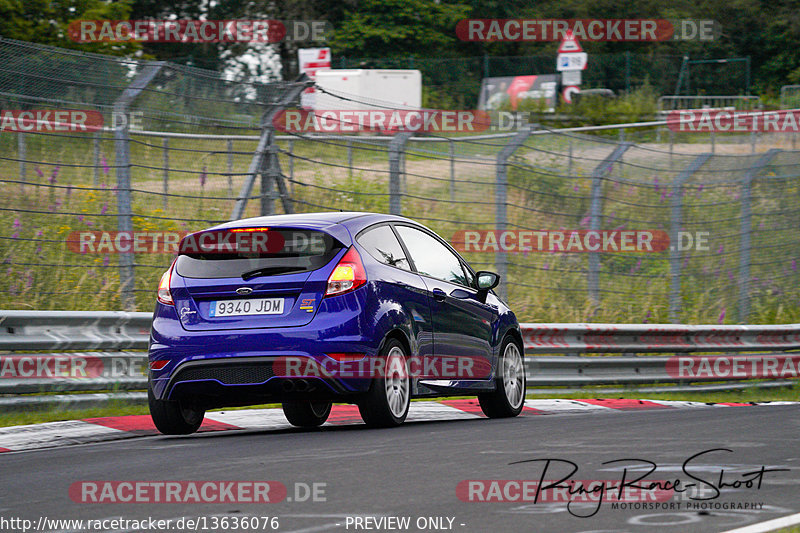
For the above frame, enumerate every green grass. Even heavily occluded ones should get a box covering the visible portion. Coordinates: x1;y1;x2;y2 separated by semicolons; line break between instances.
1;126;798;324
0;404;150;428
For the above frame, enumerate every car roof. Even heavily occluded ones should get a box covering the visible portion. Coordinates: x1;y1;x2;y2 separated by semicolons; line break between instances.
219;211;370;227
210;212;426;243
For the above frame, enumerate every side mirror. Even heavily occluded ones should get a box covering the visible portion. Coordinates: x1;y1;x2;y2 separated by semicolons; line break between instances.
475;271;500;291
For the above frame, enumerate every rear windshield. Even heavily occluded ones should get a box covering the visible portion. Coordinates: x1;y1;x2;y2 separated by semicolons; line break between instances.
175;228;344;279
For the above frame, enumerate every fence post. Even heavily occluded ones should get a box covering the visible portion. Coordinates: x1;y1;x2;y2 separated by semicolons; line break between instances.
232;75;312;220
288;139;294;196
113;61;165;311
227;139;234;197
449;139;455;202
738;149;780;322
162;137;169;210
93;132;100;186
347;140;353;178
17;132;25;191
588;142;632;306
669;130;675;169
567;139;573;179
495;126;534;302
388;132;413;215
669;153;712;323
261;149;275;216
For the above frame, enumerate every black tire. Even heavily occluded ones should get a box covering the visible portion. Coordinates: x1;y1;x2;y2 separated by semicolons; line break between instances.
358;338;411;428
282;400;332;427
478;336;526;418
148;383;204;435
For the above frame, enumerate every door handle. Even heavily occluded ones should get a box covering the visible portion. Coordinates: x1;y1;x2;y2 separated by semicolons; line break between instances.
432;288;446;302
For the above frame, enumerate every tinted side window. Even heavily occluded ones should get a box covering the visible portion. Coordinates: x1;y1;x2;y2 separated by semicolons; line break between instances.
395;225;469;286
357;225;410;270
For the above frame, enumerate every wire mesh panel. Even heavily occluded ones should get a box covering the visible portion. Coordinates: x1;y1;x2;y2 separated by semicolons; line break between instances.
1;38;799;323
0;37;299;310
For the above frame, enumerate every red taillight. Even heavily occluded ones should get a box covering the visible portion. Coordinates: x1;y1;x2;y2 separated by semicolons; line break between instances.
157;261;175;305
325;246;366;297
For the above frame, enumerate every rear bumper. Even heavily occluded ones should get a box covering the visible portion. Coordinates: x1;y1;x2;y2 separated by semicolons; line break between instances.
148;290;377;404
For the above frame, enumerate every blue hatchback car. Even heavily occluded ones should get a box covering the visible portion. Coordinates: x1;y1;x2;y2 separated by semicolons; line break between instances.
148;212;526;434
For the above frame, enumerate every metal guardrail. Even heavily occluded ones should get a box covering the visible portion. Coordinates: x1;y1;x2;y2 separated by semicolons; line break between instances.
0;311;151;351
658;95;762;114
521;323;800;353
1;311;798;410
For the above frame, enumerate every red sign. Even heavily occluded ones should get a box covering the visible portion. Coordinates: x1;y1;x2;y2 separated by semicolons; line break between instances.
558;30;583;52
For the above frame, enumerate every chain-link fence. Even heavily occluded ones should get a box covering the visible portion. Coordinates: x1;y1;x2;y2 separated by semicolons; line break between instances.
339;53;752;108
1;38;798;324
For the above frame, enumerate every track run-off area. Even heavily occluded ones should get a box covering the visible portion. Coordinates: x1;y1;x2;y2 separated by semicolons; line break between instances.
0;399;799;533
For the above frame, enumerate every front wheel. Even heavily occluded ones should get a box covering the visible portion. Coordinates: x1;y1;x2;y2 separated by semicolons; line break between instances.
478;336;526;418
358;339;411;428
148;383;205;435
282;400;332;427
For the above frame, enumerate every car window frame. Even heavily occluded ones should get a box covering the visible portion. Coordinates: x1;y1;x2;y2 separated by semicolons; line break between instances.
390;222;478;290
354;222;413;273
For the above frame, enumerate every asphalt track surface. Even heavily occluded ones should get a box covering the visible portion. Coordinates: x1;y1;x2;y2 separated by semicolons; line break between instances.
1;404;799;533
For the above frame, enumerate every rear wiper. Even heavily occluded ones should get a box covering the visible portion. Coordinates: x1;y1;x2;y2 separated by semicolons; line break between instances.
241;266;305;280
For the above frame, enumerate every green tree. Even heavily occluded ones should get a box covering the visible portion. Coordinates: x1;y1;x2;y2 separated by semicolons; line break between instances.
0;0;139;56
327;0;471;59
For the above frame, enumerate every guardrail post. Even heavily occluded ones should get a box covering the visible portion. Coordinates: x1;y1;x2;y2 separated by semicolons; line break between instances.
739;149;780;322
588;142;632;306
495;126;535;302
669;153;712;323
388;131;413;215
113;61;165;311
232;75;312;220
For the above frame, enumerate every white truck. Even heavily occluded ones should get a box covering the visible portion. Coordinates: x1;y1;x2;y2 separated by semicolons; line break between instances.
313;69;422;111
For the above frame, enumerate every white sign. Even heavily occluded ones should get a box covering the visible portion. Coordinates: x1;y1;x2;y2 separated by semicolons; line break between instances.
298;48;331;108
557;52;588;71
562;86;581;104
561;70;582;85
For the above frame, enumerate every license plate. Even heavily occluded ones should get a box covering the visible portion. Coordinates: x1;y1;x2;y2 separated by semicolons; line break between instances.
209;298;284;317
